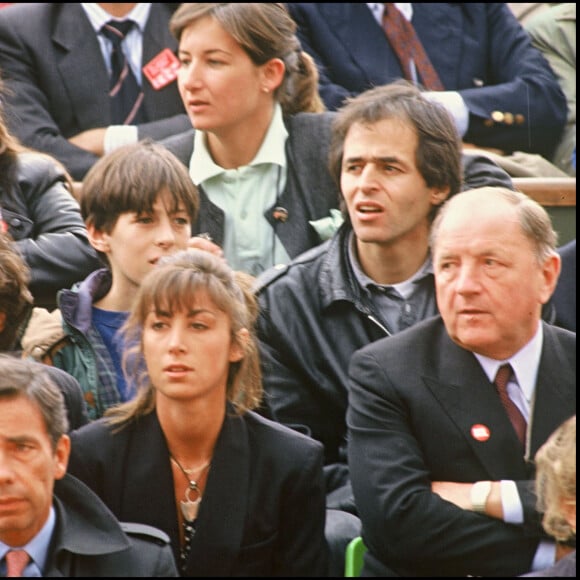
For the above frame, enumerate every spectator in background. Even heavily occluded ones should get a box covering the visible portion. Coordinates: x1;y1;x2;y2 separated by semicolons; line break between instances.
21;139;200;420
286;3;566;163
525;3;576;176
347;186;575;576
0;89;101;310
67;249;328;577
0;232;88;430
0;3;190;181
521;415;576;577
161;2;341;277
0;355;178;577
255;81;516;575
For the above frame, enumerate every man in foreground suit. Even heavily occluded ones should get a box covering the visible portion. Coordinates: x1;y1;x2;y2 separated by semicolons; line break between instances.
347;186;576;576
0;355;178;576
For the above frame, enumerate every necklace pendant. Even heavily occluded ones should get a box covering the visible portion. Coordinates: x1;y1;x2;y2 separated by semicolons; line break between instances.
180;497;201;522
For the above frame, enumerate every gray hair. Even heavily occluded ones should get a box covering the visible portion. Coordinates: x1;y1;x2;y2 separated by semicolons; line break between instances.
0;355;69;448
430;186;558;263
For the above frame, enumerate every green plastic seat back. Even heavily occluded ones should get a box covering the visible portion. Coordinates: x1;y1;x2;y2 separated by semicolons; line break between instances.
344;536;368;577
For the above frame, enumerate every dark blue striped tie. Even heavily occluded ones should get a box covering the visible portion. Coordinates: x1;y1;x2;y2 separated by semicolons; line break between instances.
101;20;145;124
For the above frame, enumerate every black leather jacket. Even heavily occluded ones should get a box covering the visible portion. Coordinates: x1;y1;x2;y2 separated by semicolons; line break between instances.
1;152;101;308
255;224;394;493
254;154;557;499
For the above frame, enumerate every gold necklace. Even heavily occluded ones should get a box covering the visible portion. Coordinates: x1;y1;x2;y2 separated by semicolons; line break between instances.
170;455;211;522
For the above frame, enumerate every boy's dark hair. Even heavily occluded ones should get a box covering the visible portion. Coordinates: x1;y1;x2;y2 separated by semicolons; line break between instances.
80;138;200;235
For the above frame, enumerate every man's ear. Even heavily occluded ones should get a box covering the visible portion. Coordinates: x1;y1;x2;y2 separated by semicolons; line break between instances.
0;311;6;334
539;252;562;305
430;185;451;207
54;434;70;481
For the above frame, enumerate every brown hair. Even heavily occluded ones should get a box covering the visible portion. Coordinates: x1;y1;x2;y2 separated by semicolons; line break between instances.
170;3;325;114
80;138;200;265
0;355;69;447
104;249;263;427
328;81;462;220
430;186;559;263
0;233;33;350
81;138;199;234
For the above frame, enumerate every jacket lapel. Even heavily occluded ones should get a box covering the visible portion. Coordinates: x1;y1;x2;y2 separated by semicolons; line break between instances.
318;4;401;83
52;5;111;126
424;335;528;479
121;414;182;553
528;323;576;457
140;4;179;106
184;410;251;577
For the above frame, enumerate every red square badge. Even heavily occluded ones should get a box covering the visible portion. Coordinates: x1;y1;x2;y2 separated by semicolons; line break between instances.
143;48;180;90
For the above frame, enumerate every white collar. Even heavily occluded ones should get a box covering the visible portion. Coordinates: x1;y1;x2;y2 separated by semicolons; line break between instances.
190;102;288;185
81;3;151;33
474;323;543;405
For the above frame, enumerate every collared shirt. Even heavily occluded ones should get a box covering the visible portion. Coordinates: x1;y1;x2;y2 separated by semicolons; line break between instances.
81;3;151;150
190;103;291;275
474;323;543;422
474;324;555;571
348;231;437;334
367;2;412;24
366;2;469;137
81;2;151;84
0;506;55;577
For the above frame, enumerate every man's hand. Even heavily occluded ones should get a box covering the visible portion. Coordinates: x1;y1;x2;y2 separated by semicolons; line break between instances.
431;480;504;519
69;128;107;156
431;481;473;510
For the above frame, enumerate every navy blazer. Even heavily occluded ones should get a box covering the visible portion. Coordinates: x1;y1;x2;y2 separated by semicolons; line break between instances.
347;317;576;577
68;408;328;577
0;3;191;180
286;3;567;159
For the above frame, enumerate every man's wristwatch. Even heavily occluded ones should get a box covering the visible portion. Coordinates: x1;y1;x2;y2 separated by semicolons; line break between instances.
471;480;492;513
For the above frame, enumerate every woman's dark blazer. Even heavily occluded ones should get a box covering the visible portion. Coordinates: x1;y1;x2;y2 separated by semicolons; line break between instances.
68;407;328;577
161;113;340;261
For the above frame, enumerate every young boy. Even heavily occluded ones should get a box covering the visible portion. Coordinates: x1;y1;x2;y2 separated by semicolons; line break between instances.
23;139;201;420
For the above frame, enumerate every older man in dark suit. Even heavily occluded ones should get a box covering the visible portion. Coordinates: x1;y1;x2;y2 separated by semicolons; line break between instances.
347;186;575;576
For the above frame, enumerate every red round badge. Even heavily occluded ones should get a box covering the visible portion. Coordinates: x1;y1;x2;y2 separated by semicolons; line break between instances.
471;424;491;441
